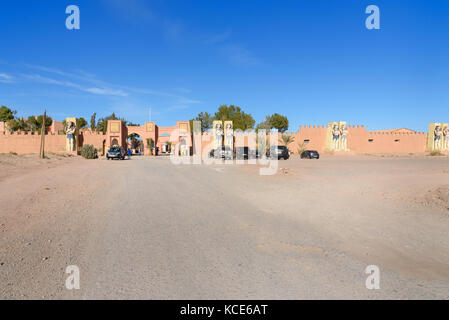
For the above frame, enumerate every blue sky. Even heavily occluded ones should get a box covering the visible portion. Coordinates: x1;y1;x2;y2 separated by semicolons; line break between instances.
0;0;448;132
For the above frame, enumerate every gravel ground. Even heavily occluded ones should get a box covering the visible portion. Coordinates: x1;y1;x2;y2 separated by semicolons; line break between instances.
0;155;448;299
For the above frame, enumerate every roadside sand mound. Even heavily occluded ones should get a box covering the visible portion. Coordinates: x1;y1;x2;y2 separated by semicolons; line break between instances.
0;153;77;180
423;185;449;211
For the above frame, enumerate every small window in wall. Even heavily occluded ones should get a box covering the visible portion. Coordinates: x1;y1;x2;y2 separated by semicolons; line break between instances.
368;139;374;143
303;139;310;144
394;139;400;143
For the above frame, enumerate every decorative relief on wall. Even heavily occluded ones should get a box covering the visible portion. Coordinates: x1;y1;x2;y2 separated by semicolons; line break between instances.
224;121;233;150
428;122;449;151
65;117;78;152
179;123;188;133
110;122;120;133
325;121;349;151
146;122;154;132
213;120;223;149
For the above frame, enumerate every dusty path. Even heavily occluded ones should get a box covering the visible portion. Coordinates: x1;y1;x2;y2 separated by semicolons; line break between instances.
0;156;448;299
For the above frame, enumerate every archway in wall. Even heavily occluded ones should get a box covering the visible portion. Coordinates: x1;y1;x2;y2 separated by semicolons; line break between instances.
159;133;171;154
127;133;144;155
111;138;119;147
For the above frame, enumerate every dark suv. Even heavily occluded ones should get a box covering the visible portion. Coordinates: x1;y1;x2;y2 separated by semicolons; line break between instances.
107;147;126;160
300;150;320;159
267;146;290;160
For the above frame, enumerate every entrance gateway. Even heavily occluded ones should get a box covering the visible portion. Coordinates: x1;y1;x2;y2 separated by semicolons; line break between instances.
103;120;192;156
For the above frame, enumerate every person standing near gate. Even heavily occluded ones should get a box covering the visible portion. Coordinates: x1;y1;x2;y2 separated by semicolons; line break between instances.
127;148;132;159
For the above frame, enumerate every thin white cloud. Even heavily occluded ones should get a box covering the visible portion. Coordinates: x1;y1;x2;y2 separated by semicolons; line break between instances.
165;105;190;112
103;0;153;23
0;73;13;83
22;74;81;88
85;87;128;97
204;30;231;45
23;74;129;97
220;44;262;67
174;88;192;94
177;98;200;104
17;63;201;108
24;64;67;76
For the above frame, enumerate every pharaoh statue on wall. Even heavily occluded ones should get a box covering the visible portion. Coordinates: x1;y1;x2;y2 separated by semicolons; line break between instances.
332;124;340;150
434;125;442;150
340;124;349;151
427;123;448;151
65;118;77;152
443;125;449;150
213;120;223;149
224;121;233;150
325;121;349;152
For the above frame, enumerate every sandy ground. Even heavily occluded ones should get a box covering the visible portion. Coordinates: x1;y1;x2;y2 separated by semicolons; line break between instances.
0;153;448;299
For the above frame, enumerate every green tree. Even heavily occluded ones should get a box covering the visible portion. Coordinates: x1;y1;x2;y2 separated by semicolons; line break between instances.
214;105;255;131
256;113;289;133
269;113;289;133
128;133;142;149
256;115;272;132
26;116;40;131
90;113;96;131
0;106;16;122
190;112;213;134
196;112;213;132
96;113;126;134
78;117;88;128
7;118;27;133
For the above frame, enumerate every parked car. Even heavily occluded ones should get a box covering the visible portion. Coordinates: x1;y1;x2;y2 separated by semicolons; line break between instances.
107;147;126;160
235;147;249;160
209;146;233;160
300;150;320;159
267;145;290;160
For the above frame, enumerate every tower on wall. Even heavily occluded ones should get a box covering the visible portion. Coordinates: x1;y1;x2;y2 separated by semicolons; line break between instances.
107;120;126;150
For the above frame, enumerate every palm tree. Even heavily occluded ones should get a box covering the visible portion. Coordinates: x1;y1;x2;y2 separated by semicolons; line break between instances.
280;134;295;147
296;142;307;155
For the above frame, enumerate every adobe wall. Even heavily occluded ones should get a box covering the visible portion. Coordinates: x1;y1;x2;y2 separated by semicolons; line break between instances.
0;132;67;154
0;122;6;134
0;120;436;155
285;125;427;154
348;127;427;153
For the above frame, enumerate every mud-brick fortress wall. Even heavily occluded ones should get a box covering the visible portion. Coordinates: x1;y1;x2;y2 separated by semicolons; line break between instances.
0;132;67;154
288;125;427;153
0;122;108;154
78;130;107;151
0;120;433;155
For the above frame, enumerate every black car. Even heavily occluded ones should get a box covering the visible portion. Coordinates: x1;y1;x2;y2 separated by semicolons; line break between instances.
235;147;249;160
107;147;126;160
267;146;290;160
300;150;320;159
209;146;233;160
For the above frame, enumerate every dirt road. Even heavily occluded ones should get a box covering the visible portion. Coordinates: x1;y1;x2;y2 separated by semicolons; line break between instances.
0;155;448;299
